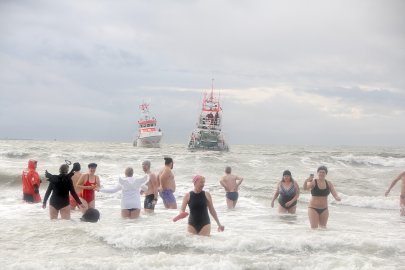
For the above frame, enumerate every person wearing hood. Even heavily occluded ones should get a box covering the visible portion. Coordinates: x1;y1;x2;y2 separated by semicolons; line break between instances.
22;159;42;203
97;167;148;219
42;163;84;220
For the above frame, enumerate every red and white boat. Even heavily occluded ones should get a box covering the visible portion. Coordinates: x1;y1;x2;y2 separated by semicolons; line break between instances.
188;82;229;151
133;103;162;148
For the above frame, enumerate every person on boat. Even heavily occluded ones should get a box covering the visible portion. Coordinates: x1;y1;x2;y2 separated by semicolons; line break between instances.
220;166;243;209
303;166;341;229
158;157;177;209
98;167;148;219
271;170;300;214
69;162;88;212
22;159;42;203
76;163;100;209
142;160;158;213
42;164;84;219
385;171;405;216
177;175;224;236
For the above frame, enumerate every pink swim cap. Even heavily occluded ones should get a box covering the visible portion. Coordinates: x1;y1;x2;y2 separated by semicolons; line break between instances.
192;175;202;184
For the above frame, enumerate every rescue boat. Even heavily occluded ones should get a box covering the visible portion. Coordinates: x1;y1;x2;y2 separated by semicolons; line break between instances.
133;103;163;148
187;82;229;151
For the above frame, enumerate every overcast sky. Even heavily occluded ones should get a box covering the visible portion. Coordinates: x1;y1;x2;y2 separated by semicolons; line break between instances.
1;0;404;146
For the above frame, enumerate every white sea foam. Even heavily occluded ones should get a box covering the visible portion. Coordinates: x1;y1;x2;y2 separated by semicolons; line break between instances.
1;141;405;269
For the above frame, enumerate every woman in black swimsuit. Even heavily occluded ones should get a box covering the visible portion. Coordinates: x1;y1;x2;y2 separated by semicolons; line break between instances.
303;166;341;229
179;175;224;236
43;164;83;220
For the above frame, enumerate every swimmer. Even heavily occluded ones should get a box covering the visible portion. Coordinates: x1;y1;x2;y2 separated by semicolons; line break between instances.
142;160;158;213
220;166;243;209
69;162;88;212
42;164;84;220
76;163;100;209
303;166;341;229
271;170;300;214
22;159;42;203
158;157;177;209
178;175;224;236
385;171;405;216
98;167;148;219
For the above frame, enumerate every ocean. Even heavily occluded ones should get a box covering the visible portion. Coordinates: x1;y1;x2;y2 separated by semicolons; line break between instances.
0;140;404;269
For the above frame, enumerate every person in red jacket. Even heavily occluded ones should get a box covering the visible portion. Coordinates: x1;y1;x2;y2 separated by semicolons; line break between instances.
22;159;41;203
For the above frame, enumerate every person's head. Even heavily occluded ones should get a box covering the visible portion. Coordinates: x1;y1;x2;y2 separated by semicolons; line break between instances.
88;163;97;174
282;170;293;182
192;175;205;190
317;165;328;178
164;157;173;169
28;159;37;170
72;162;81;172
80;208;100;223
142;160;151;173
125;167;134;177
59;164;69;175
225;166;231;174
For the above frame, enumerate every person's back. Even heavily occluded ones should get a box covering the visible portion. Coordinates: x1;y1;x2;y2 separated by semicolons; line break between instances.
158;157;177;209
220;166;243;209
22;159;41;203
160;166;175;191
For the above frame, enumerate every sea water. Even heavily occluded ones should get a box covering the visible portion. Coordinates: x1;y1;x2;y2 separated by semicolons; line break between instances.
0;140;404;269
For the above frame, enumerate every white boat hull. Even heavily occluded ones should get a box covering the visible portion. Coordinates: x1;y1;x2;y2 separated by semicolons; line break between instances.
134;134;162;148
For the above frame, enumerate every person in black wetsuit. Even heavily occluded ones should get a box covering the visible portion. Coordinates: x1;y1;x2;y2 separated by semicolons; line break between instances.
42;163;83;220
178;175;224;236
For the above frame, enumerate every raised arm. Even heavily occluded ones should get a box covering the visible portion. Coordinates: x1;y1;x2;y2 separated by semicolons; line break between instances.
271;183;280;208
329;181;341;201
205;191;224;231
385;172;405;196
303;175;315;190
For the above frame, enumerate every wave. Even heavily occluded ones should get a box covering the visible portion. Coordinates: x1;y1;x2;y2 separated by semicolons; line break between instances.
2;151;31;159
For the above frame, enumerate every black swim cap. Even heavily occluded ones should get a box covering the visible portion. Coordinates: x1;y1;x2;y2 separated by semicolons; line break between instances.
283;170;292;176
88;163;97;168
80;208;100;223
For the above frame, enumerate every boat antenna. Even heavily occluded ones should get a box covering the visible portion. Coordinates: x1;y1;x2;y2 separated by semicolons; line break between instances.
211;78;214;100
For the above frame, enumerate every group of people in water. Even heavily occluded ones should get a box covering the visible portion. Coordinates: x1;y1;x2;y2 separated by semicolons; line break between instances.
21;157;405;235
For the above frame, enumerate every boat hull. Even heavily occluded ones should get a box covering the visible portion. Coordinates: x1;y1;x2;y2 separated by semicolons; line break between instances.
188;130;229;151
134;134;162;148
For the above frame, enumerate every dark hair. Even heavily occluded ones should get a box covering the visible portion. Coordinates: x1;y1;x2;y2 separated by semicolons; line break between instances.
88;163;97;168
317;165;328;174
80;208;100;223
225;166;231;174
281;170;294;182
282;170;291;176
164;157;173;165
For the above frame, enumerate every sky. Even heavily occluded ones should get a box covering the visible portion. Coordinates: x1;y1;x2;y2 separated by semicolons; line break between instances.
0;0;404;146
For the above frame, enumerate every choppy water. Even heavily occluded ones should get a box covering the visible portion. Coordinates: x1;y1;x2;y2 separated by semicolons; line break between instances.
0;140;404;269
